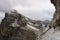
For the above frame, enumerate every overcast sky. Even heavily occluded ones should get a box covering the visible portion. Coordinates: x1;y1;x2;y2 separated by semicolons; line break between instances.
0;0;55;22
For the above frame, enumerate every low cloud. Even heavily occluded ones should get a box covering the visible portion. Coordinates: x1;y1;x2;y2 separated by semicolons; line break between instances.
0;0;55;21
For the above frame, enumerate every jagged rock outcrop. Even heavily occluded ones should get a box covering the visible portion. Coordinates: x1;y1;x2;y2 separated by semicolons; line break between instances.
0;10;43;40
50;0;60;29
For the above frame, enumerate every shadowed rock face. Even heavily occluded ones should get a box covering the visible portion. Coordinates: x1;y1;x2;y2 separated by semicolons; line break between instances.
50;0;60;29
0;10;37;40
51;0;56;6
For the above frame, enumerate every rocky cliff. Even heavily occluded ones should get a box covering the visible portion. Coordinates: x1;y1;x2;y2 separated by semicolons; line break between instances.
51;0;60;29
0;10;45;40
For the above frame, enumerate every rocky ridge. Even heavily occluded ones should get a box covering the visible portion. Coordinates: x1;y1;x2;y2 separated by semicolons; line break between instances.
0;10;46;40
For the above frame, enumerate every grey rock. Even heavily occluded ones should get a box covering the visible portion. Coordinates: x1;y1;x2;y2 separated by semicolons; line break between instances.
0;10;37;40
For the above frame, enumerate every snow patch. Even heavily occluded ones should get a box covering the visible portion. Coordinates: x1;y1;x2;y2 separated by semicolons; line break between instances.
27;24;39;31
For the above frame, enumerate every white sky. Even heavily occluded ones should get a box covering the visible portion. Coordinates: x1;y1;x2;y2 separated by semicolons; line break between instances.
0;0;55;22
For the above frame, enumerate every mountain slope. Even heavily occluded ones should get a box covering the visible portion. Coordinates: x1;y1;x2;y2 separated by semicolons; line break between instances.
0;10;43;40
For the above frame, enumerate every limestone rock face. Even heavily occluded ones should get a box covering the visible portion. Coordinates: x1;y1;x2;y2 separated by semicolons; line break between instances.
0;10;43;40
50;0;60;29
